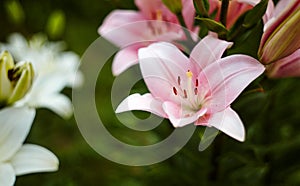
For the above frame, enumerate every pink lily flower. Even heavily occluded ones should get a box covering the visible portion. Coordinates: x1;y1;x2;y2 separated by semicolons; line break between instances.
266;49;300;78
258;0;300;78
209;0;274;28
98;0;196;76
116;36;265;141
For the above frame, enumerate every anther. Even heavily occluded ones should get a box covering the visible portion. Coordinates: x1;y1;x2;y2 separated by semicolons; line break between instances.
186;70;193;78
173;87;178;95
184;89;188;98
194;88;198;95
195;79;199;87
177;76;181;86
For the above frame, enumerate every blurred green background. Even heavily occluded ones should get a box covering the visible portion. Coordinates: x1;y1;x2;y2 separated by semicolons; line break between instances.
1;0;300;185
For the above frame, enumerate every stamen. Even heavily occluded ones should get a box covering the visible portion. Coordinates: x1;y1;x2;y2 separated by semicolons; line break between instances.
177;76;181;86
173;87;178;95
194;88;198;95
156;10;163;21
184;89;187;98
186;70;193;78
195;79;199;87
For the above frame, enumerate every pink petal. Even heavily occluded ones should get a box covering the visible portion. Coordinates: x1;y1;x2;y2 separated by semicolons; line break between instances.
112;45;140;76
267;49;300;78
98;10;148;47
207;107;245;142
182;0;196;30
227;1;253;28
190;35;233;70
273;0;298;17
199;55;265;113
162;101;207;127
263;0;275;23
138;42;190;101
115;93;166;118
135;0;177;22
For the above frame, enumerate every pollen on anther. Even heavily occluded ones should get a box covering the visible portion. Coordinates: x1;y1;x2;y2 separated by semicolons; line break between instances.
173;87;178;95
186;70;193;78
184;89;188;98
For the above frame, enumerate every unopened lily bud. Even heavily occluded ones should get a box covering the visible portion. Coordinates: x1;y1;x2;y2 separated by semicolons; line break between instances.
162;0;182;14
0;51;34;107
258;3;300;64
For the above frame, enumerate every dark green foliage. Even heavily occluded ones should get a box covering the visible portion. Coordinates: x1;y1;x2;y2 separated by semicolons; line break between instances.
1;0;299;185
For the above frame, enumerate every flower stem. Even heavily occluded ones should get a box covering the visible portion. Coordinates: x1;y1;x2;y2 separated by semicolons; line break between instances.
220;0;229;27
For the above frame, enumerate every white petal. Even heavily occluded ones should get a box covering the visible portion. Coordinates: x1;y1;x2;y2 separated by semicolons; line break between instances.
208;107;245;142
0;107;35;162
34;94;73;119
11;144;59;176
116;93;166;118
0;163;15;186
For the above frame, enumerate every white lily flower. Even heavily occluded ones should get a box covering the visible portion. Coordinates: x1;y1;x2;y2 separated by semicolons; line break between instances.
0;33;83;118
0;106;59;186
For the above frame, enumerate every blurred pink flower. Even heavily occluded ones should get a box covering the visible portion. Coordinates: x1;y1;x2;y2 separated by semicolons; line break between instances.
258;0;300;78
116;36;265;141
209;0;274;28
98;0;196;76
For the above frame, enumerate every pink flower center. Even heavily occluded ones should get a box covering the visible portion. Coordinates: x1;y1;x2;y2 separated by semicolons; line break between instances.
172;70;204;112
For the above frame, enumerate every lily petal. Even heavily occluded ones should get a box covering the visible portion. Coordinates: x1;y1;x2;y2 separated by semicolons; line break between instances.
182;0;196;30
267;49;300;78
190;35;232;70
162;101;207;127
33;94;73;119
116;93;166;118
112;45;140;76
98;10;148;47
208;107;245;142
0;163;15;186
199;55;265;112
135;0;176;21
11;144;59;176
138;42;190;101
0;107;35;162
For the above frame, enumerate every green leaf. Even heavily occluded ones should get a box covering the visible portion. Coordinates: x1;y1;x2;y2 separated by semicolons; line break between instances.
193;0;209;17
243;0;268;28
195;17;228;38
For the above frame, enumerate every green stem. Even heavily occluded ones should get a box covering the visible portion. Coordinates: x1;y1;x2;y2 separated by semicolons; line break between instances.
209;135;223;182
220;0;229;27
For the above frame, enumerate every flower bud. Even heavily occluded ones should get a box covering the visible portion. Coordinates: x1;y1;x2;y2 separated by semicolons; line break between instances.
0;51;34;107
258;2;300;64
